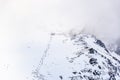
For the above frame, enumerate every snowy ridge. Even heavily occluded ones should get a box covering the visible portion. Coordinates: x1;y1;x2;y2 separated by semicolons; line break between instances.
33;33;120;80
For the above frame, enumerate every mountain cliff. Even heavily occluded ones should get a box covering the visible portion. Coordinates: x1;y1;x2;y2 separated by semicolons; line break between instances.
33;33;120;80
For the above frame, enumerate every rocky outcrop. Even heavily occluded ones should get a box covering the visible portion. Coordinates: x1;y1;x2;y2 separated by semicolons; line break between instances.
33;33;120;80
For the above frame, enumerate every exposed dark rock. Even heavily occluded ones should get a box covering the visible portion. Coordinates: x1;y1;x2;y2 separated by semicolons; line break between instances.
96;39;106;48
98;65;101;69
89;48;97;54
59;75;63;79
93;70;101;76
89;58;98;66
72;72;77;75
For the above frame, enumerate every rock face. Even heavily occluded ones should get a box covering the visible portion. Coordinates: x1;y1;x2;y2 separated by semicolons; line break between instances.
33;34;120;80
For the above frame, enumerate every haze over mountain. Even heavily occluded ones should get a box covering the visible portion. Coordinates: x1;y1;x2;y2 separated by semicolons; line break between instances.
0;0;120;80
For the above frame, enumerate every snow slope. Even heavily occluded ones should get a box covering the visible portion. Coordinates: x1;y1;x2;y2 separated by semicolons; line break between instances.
33;33;120;80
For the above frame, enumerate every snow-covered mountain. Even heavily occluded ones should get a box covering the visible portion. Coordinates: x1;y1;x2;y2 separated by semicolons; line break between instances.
33;33;120;80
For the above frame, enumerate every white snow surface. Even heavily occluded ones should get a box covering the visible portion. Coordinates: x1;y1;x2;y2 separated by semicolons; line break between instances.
33;34;120;80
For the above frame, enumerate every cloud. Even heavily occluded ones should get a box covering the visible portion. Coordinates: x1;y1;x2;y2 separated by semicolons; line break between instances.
14;0;120;45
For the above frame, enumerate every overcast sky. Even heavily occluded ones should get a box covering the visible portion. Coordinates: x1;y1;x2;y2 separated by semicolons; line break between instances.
0;0;120;80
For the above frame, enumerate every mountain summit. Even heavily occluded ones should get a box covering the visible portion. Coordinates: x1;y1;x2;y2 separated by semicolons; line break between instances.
33;33;120;80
